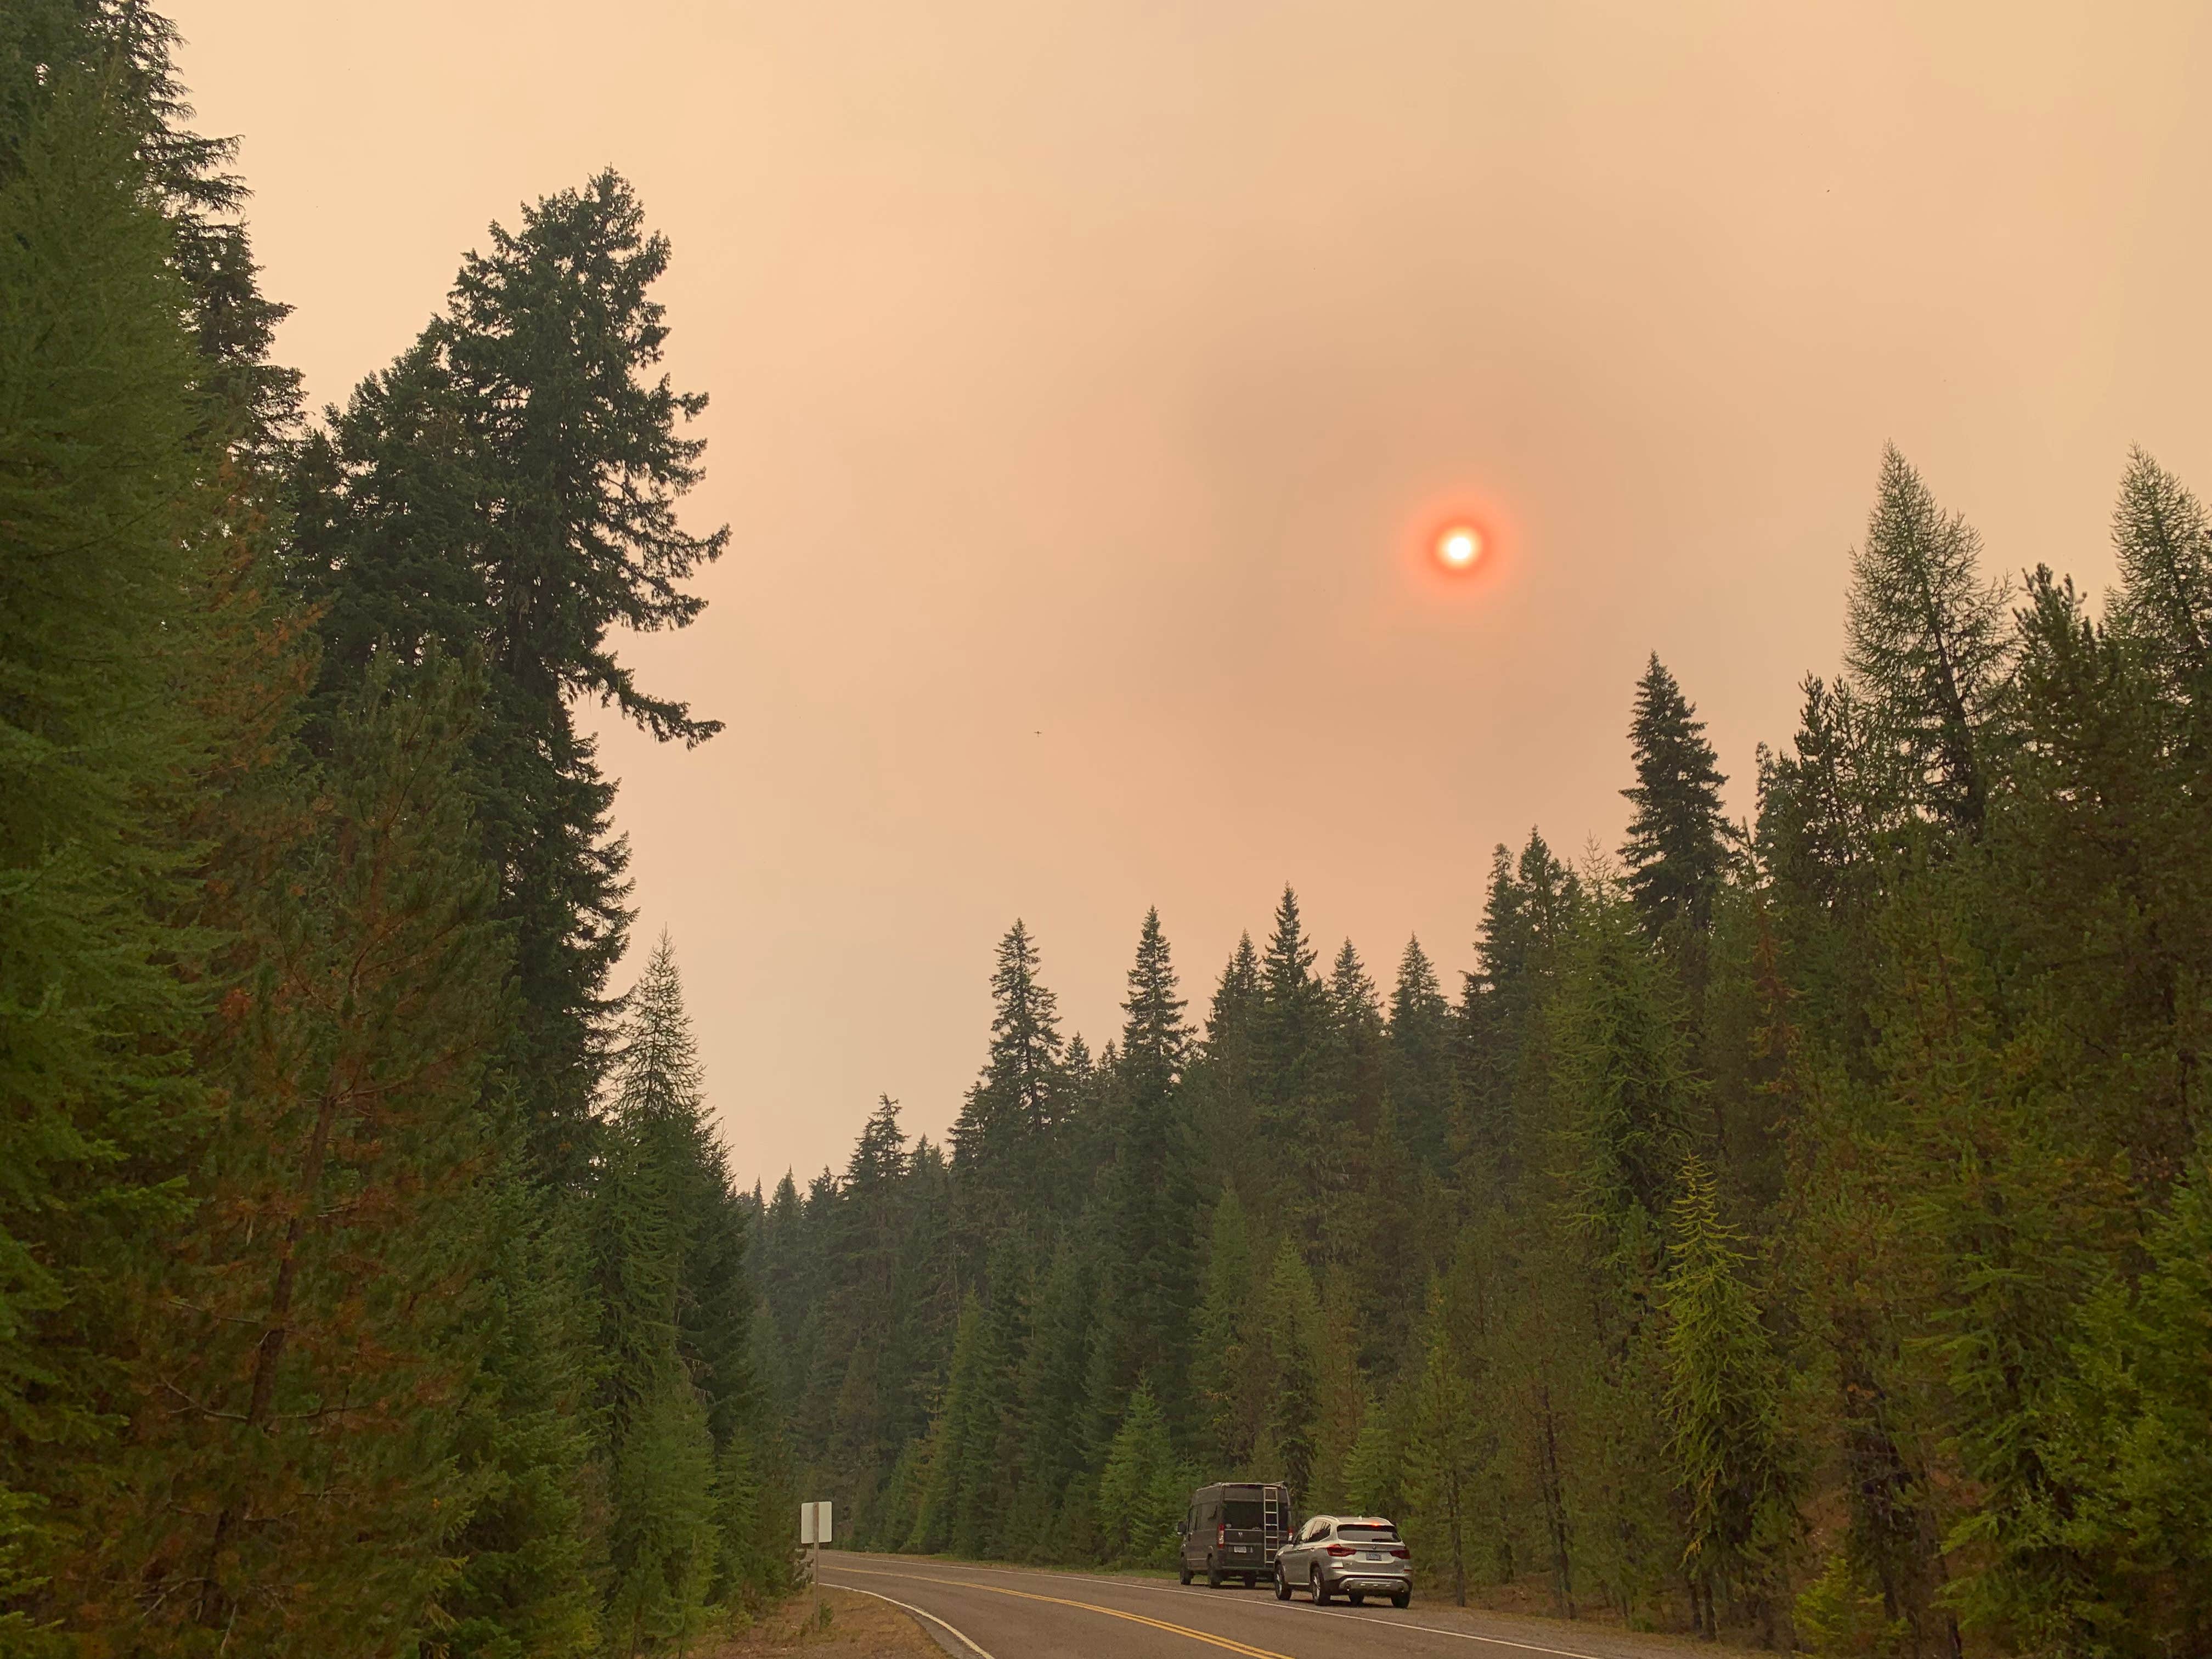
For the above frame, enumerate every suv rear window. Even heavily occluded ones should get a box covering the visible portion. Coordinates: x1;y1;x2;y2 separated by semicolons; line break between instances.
1222;1501;1263;1528
1337;1523;1399;1541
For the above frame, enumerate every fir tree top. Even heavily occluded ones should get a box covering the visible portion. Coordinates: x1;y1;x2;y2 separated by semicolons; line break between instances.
443;169;727;746
845;1095;907;1192
982;918;1065;1127
951;919;1068;1175
1619;653;1730;936
1843;444;2009;829
2111;447;2212;699
1477;830;1576;991
1263;886;1319;1004
1329;938;1380;1031
1389;935;1447;1029
610;932;704;1130
1205;931;1262;1048
1120;907;1190;1080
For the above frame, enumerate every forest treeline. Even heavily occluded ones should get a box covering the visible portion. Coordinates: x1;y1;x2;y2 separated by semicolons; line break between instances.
2;5;788;1654
758;481;2212;1640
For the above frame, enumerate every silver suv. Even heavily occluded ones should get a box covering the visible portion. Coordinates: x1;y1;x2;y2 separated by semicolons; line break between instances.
1273;1514;1412;1607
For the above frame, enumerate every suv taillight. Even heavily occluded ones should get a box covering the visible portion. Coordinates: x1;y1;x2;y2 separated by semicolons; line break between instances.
1390;1547;1410;1558
1325;1544;1355;1557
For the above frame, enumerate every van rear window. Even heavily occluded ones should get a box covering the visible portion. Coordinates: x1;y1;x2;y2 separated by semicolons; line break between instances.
1222;1501;1263;1528
1338;1524;1399;1541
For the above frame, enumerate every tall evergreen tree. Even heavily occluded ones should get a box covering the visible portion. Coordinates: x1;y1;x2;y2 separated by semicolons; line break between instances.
608;938;754;1443
89;657;506;1654
1309;939;1385;1258
1459;832;1580;1197
291;170;725;1180
2057;1143;2212;1649
949;920;1066;1252
1008;1241;1099;1558
1403;1283;1483;1607
1620;654;1731;939
1550;893;1699;1283
1659;1160;1795;1639
751;1171;810;1424
0;41;217;1621
1308;1265;1374;1510
2;0;301;450
595;937;749;1650
1255;889;1334;1237
1191;1190;1259;1471
1385;935;1455;1172
0;24;317;1635
908;1294;986;1554
1093;910;1197;1432
436;1166;605;1658
1256;888;1328;1124
1094;1383;1187;1568
2109;448;2212;711
1843;444;2010;832
1254;1241;1323;1500
1186;930;1265;1197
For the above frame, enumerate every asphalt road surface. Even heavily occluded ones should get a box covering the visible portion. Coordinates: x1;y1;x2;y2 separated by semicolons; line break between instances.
821;1553;1752;1659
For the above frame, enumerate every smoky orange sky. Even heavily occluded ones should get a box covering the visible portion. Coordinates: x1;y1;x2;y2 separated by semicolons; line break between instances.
173;1;2211;1192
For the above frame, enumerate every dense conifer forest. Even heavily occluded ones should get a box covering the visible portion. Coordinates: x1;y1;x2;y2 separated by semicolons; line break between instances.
3;4;787;1651
7;4;2212;1656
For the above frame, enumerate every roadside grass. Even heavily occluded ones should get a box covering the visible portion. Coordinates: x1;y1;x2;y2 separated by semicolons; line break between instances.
701;1586;940;1657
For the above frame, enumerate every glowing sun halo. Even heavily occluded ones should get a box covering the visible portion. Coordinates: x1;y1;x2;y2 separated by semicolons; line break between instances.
1436;524;1484;571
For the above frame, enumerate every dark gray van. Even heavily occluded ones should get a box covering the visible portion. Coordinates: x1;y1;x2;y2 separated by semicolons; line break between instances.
1176;1482;1292;1588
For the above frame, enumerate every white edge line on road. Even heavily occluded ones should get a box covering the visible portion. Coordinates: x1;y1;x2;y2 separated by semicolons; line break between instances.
822;1578;999;1659
1273;1594;1617;1658
831;1559;1620;1659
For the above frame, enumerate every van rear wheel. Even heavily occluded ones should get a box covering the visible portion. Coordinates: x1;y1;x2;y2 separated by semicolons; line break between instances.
1178;1563;1192;1585
1206;1559;1222;1588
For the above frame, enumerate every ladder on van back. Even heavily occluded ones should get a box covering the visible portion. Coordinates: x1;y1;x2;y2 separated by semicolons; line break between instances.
1262;1484;1282;1543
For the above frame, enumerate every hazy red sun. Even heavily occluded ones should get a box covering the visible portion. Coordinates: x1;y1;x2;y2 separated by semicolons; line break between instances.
1436;523;1484;571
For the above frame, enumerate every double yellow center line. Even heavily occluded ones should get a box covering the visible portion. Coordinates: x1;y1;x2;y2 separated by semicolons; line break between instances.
831;1566;1297;1658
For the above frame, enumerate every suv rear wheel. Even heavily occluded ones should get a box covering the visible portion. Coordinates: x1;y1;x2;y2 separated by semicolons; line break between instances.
1312;1567;1333;1605
1274;1570;1291;1601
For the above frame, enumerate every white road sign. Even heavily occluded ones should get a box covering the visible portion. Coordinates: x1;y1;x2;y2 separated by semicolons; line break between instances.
800;1500;833;1545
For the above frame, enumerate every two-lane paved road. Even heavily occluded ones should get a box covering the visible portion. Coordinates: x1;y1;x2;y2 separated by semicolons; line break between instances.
821;1552;1753;1659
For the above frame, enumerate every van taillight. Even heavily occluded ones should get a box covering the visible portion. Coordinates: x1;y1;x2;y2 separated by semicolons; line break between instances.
1216;1523;1225;1546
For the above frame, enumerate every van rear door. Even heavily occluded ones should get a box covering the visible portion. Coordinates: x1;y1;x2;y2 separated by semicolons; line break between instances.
1218;1492;1267;1571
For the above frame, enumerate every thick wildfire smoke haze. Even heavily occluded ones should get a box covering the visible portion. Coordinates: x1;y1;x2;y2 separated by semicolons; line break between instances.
174;0;2211;1189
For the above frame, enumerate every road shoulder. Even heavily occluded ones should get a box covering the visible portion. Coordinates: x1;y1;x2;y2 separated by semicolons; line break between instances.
703;1584;949;1657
